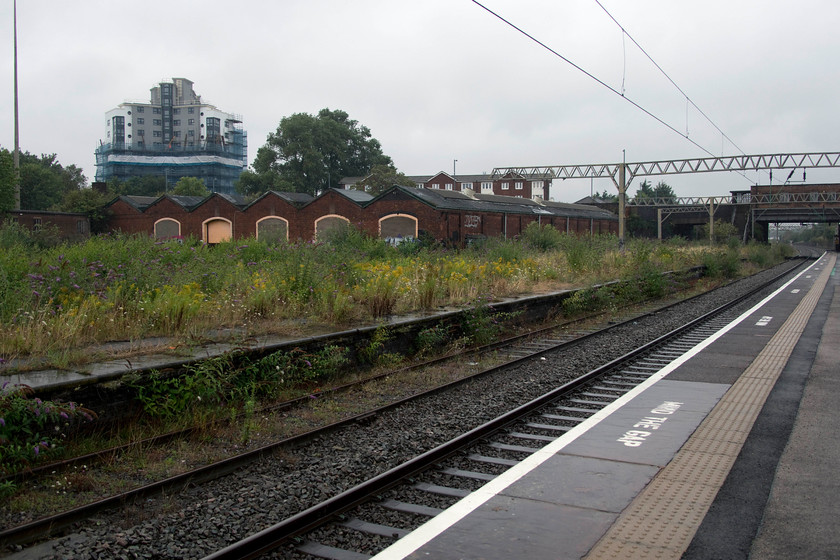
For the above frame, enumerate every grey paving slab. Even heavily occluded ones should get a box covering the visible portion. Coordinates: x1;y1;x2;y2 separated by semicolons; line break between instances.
406;496;618;560
562;380;729;467
500;454;660;513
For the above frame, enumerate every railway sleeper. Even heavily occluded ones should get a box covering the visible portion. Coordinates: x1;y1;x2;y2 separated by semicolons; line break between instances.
486;441;541;455
540;413;586;423
413;482;471;498
467;453;519;467
554;405;601;414
507;431;557;443
296;541;370;560
338;517;410;539
525;422;572;432
569;398;611;406
590;384;631;393
438;467;498;482
380;499;443;517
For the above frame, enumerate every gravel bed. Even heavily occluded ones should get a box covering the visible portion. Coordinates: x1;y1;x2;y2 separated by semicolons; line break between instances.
7;260;805;560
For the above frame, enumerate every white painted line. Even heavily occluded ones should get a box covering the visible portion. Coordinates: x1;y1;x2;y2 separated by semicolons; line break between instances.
370;260;821;559
792;289;801;294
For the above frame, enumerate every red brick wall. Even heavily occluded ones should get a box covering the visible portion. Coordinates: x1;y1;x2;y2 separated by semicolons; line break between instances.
241;193;301;241
7;210;90;242
104;189;617;246
296;192;366;241
106;200;149;235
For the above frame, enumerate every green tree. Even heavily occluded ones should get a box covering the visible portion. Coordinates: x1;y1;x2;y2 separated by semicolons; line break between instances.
108;176;167;197
235;168;296;197
633;180;676;202
171;177;210;197
0;148;16;212
5;151;87;211
349;164;415;195
252;108;393;196
59;188;111;233
596;189;617;202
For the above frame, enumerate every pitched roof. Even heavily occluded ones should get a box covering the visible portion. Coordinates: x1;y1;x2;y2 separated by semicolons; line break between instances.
377;186;615;220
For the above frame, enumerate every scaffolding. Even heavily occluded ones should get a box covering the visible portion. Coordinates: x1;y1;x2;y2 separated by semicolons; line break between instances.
95;128;247;194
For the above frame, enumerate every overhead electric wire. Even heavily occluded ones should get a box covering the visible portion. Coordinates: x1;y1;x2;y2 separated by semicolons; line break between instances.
593;0;748;158
472;0;756;183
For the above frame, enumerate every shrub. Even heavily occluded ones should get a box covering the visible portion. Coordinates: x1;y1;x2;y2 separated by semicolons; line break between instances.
521;222;563;252
415;323;451;356
0;383;96;474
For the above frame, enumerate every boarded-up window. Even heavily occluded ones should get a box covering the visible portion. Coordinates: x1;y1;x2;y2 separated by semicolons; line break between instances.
257;217;288;243
155;218;180;239
205;219;231;244
379;215;417;240
315;216;349;239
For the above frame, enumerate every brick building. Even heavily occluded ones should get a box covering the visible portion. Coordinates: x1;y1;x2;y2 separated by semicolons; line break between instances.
104;185;617;245
4;209;90;242
340;171;552;200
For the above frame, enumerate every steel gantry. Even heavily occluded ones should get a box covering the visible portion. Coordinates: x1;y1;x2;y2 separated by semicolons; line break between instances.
492;151;840;248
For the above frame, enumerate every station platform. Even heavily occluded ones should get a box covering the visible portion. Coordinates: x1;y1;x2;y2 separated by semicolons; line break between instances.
373;253;839;560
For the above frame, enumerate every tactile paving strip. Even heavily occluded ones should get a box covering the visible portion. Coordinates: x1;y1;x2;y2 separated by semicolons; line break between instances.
583;254;836;560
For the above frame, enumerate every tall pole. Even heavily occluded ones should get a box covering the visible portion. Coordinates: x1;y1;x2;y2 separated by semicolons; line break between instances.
618;162;626;251
13;0;21;210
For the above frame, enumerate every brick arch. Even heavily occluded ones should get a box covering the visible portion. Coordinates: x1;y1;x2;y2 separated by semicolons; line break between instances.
314;214;350;240
203;217;232;244
378;213;418;240
154;217;181;239
256;216;289;243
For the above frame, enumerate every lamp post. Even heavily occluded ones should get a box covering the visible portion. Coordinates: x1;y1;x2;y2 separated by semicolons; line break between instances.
13;0;21;210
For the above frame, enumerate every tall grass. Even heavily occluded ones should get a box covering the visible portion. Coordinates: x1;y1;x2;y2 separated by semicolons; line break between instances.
0;221;788;366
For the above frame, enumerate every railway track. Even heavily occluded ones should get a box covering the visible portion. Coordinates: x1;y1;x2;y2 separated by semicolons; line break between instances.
0;258;810;557
201;259;810;560
0;278;693;547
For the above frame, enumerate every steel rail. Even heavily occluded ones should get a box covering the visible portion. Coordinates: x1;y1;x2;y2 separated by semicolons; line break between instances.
0;272;689;488
0;260;806;549
202;259;809;560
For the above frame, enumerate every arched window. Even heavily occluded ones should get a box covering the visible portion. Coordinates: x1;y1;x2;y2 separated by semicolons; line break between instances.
203;218;232;244
314;214;350;240
257;216;288;243
154;218;181;239
379;214;417;244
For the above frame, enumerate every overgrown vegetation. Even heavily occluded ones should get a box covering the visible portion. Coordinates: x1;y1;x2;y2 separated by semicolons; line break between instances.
0;220;791;368
0;383;96;475
0;222;795;475
130;345;349;421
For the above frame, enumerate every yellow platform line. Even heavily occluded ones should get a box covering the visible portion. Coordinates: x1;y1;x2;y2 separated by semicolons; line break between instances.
584;254;836;560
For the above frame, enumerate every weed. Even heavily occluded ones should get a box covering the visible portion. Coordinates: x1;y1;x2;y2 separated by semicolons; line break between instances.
460;296;519;346
415;323;451;356
0;382;97;475
359;325;392;365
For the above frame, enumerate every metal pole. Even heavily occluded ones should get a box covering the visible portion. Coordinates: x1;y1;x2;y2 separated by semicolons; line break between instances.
657;208;663;241
709;199;715;245
618;162;626;251
13;0;21;210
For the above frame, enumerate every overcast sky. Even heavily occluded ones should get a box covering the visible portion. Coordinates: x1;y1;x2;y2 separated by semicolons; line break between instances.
2;0;839;202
